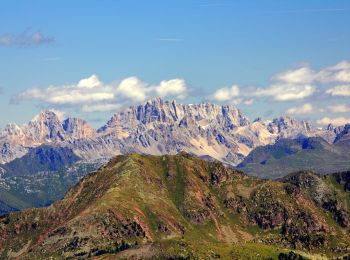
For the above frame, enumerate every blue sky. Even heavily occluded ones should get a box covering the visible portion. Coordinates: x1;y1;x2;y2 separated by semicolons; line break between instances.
1;0;350;128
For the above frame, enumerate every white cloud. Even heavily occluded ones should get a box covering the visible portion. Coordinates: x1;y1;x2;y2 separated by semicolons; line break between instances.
274;66;316;84
211;85;240;101
325;85;350;97
318;61;350;83
77;75;102;89
82;104;120;113
155;79;187;99
255;84;315;101
275;61;350;85
286;103;313;115
116;77;188;102
116;77;149;102
317;117;350;126
328;104;350;113
16;77;114;105
15;75;189;112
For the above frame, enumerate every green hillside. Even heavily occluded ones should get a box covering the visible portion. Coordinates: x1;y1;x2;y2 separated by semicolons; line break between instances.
0;153;349;259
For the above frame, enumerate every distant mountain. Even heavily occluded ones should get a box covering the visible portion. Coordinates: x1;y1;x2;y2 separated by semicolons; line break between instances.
238;135;350;179
0;99;348;216
0;146;103;214
0;154;349;258
0;110;95;163
2;145;81;177
0;98;340;166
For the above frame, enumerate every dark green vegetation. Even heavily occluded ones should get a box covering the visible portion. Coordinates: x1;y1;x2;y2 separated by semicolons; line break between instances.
0;154;349;259
2;145;80;177
238;137;350;179
0;187;30;215
0;146;102;214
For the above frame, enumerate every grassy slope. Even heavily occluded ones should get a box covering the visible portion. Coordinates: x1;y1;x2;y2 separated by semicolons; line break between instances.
0;154;349;259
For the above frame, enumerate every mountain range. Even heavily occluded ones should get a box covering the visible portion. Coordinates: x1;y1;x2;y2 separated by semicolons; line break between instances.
1;98;349;258
0;153;349;259
0;97;345;167
1;98;349;216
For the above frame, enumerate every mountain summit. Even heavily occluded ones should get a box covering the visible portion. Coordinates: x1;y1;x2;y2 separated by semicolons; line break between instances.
1;154;349;258
0;98;343;165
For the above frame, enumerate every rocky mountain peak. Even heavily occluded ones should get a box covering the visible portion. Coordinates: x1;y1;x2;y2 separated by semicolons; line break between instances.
334;124;350;142
99;98;250;133
0;99;348;166
268;116;314;137
29;110;65;128
25;110;66;143
326;123;335;131
62;118;96;139
0;123;23;137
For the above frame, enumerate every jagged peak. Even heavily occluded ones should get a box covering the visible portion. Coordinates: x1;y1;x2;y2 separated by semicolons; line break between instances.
4;122;21;129
62;117;96;137
62;117;89;125
0;123;23;136
272;116;311;126
30;109;66;123
145;96;165;104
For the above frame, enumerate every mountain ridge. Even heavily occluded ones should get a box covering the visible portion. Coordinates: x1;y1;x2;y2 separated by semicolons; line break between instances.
0;98;346;166
0;153;349;258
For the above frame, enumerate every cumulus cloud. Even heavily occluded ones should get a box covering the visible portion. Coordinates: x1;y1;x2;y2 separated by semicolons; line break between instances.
286;103;314;115
14;74;189;112
82;103;121;113
210;62;350;103
77;75;102;89
325;85;350;97
0;30;54;47
272;61;350;99
275;61;350;85
317;117;350;126
255;84;315;101
116;77;149;102
115;77;188;102
155;79;187;99
328;104;350;113
273;66;316;84
211;85;240;101
15;75;114;105
318;61;350;83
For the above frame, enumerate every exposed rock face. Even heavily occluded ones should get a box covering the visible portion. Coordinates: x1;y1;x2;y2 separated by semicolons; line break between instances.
62;118;96;139
0;98;343;165
0;111;95;164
